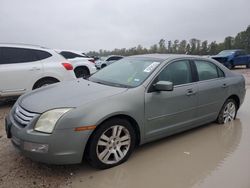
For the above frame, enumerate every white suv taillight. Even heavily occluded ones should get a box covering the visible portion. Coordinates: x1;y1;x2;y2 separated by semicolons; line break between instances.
62;62;73;70
88;59;95;64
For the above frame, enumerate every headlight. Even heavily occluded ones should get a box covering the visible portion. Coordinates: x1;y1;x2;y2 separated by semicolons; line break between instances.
34;108;72;133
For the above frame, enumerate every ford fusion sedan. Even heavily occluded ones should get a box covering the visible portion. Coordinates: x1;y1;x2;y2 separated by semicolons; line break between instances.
5;54;246;169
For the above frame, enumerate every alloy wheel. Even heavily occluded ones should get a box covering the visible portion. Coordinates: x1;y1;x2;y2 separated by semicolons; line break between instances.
96;125;131;165
223;102;236;123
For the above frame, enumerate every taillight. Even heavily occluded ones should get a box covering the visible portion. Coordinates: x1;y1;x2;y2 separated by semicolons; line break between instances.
62;62;73;70
88;59;95;64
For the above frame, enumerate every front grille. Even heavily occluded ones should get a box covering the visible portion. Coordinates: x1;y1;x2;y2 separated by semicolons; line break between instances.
14;105;38;127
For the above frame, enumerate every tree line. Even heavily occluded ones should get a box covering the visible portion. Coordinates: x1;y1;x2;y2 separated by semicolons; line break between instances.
88;25;250;57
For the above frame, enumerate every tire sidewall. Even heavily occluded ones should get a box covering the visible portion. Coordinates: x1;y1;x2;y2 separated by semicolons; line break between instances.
86;118;136;169
226;62;233;69
34;79;57;89
75;67;90;78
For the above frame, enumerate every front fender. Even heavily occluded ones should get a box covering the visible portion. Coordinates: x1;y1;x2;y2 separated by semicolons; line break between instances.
55;88;146;141
227;55;234;62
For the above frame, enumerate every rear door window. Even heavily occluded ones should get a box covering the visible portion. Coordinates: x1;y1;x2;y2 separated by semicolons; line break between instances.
34;50;52;60
107;56;123;61
0;47;38;64
195;60;221;81
60;51;83;59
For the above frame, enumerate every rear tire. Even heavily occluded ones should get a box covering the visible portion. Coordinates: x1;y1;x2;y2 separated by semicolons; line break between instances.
74;67;90;79
246;62;250;69
86;118;136;169
33;78;58;89
217;99;237;124
101;64;107;69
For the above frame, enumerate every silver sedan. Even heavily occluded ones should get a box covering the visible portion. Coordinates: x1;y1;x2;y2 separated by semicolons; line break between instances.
5;54;246;169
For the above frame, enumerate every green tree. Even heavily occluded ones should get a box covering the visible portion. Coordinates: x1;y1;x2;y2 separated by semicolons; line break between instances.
186;43;191;54
178;40;187;54
172;40;179;53
209;41;218;55
87;25;250;57
149;44;158;53
167;40;172;53
190;38;198;55
158;39;166;53
201;40;208;55
224;36;234;49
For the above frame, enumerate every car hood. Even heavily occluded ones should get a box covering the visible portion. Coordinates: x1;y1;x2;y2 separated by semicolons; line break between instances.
19;79;127;113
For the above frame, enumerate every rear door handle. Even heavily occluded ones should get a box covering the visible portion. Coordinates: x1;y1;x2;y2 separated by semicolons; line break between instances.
186;89;196;96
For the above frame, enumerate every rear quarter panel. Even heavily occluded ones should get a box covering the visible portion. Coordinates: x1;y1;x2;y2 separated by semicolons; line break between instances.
41;53;76;81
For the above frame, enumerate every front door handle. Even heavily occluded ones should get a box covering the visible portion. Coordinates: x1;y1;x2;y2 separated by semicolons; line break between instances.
186;89;196;96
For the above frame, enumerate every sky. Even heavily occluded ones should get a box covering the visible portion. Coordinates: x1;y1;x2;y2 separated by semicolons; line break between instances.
0;0;250;52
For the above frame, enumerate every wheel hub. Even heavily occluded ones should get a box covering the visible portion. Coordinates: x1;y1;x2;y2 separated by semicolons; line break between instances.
96;125;131;165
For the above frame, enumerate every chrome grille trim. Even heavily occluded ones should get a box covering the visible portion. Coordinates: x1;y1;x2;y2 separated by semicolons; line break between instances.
14;105;38;127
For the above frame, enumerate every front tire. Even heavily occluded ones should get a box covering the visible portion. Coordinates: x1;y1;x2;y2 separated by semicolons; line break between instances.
217;99;237;124
86;118;136;169
226;62;233;69
246;62;250;69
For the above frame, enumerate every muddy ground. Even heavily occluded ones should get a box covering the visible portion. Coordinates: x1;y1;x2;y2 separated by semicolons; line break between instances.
0;68;250;188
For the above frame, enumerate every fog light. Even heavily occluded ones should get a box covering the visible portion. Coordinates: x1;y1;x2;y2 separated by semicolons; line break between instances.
23;142;49;153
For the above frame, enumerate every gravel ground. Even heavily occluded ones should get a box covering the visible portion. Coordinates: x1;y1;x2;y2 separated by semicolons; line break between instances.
0;68;250;188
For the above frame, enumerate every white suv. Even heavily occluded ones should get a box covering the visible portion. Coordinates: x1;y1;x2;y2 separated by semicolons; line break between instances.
95;55;123;69
56;50;97;78
0;44;76;98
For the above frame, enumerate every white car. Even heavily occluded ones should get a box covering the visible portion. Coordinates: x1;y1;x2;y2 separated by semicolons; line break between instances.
95;55;123;69
56;50;97;78
0;44;76;98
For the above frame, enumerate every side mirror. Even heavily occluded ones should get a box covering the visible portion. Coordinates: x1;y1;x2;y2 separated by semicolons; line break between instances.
154;81;173;91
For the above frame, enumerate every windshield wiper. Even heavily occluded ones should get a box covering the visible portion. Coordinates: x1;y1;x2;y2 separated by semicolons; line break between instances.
90;78;131;88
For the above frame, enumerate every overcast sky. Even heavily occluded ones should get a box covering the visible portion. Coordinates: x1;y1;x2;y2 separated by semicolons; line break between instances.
0;0;250;52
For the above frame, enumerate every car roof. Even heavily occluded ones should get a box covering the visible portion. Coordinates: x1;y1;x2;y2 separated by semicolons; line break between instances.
0;43;49;50
55;49;85;55
129;53;203;61
106;55;123;58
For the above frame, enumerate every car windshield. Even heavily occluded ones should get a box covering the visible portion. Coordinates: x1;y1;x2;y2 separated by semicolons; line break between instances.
89;57;162;88
218;50;235;56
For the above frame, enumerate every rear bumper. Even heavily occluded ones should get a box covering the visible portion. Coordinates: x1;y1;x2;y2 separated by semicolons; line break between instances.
5;113;91;165
89;66;97;74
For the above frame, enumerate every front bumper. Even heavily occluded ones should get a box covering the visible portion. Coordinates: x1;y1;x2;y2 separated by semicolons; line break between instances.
5;113;92;165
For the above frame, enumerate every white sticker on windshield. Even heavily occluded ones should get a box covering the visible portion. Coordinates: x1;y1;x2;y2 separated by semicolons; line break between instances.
143;62;160;73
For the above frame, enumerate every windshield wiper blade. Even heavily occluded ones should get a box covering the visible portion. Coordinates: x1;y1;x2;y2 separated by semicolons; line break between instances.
91;79;131;88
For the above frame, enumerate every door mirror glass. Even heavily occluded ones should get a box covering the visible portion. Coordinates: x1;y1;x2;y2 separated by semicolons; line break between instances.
154;81;173;91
